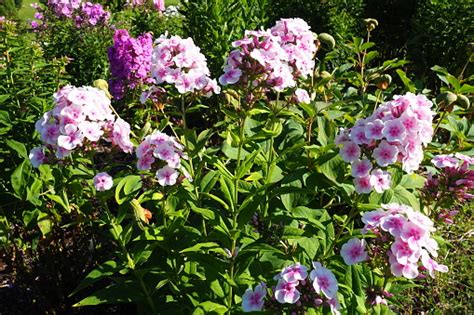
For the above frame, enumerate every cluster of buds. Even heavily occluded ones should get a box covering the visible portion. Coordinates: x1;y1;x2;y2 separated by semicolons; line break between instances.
337;93;435;194
242;262;340;314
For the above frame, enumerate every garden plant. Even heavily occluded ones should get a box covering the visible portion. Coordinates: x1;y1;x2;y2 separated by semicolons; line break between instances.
0;0;473;314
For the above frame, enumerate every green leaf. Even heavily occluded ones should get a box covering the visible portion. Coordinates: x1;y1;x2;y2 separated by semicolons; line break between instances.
6;139;27;159
11;160;31;197
46;192;71;213
115;176;142;205
392;186;420;210
73;281;144;306
396;69;416;93
193;301;227;314
37;212;52;237
26;178;43;206
70;261;119;296
190;203;215;221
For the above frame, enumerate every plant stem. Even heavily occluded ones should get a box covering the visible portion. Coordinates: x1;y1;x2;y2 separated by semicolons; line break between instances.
138;273;158;314
227;114;246;314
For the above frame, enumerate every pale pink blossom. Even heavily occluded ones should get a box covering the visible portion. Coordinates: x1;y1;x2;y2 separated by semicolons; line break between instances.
310;262;338;299
391;240;421;265
79;121;103;142
364;119;384;140
156;165;179;186
294;88;310;104
57;124;83;150
431;154;459;168
400;221;429;249
242;283;266;312
274;279;300;304
354;176;372;194
279;263;308;283
420;251;448;278
93;172;113;191
373;141;399;167
112;118;134;153
380;214;407;237
351;159;373;178
369;169;391;193
340;141;360;163
29;146;46;168
340;238;368;265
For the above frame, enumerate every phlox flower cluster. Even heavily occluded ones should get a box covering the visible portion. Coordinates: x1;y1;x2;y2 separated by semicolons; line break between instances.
126;0;165;12
242;262;340;314
29;85;133;168
136;131;188;186
30;0;109;29
148;34;220;98
360;203;448;279
423;153;474;222
108;29;154;99
219;18;316;94
337;93;435;194
74;2;110;27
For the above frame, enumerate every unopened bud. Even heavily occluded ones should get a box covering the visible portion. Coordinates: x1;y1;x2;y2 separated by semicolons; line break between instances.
375;74;392;90
436;92;457;106
318;33;336;50
363;18;379;31
93;79;112;99
456;94;470;108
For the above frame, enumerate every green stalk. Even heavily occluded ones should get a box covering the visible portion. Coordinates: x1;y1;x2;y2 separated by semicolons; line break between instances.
227;114;246;314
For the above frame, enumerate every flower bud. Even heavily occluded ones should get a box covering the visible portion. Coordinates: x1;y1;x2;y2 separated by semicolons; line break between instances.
375;74;392;90
317;33;336;50
436;92;457;106
456;94;470;108
363;18;379;31
93;79;112;99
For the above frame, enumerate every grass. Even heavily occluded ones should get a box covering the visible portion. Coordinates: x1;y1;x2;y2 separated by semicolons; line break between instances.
17;0;35;21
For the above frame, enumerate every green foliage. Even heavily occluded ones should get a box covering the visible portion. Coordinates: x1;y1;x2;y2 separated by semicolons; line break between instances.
181;0;270;76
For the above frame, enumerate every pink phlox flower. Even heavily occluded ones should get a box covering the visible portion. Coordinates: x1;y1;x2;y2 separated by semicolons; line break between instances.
328;296;341;315
79;121;103;142
294;88;310;104
420;251;448;278
354;176;372;194
380;214;407;237
274;279;300;304
41;124;60;145
339;141;360;163
361;209;388;227
388;253;419;279
156;165;179;186
242;283;266;312
364;119;385;140
431;154;459;168
391;240;421;265
406;210;435;232
351;159;373;178
351;125;370;145
93;172;113;191
369;169;391;193
137;154;155;171
340;238;368;265
29;146;46;168
112;118;134;153
373;140;399;167
310;262;338;299
280;263;308;282
400;221;430;249
57;124;83;150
